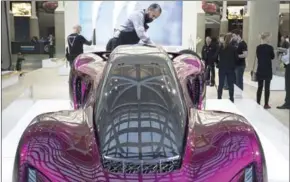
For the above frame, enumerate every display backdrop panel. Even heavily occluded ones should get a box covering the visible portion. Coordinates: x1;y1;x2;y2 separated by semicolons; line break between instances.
79;1;182;46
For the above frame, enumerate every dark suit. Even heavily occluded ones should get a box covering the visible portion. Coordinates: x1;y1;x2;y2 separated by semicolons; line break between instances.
217;44;239;102
202;43;218;85
256;44;275;105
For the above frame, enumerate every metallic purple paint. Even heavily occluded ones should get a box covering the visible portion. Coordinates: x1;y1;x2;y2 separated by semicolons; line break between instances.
173;54;206;110
14;46;267;182
16;111;265;182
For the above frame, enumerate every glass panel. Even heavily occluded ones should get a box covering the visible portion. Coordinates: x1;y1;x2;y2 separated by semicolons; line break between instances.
96;61;186;160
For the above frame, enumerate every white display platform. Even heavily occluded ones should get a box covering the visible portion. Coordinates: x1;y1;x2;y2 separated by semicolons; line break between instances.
42;58;64;68
1;71;20;89
2;71;13;75
58;64;70;76
244;75;285;91
2;99;34;137
2;99;289;182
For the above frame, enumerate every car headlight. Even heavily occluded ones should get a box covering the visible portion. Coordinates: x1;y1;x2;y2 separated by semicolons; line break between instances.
27;167;50;182
230;164;254;182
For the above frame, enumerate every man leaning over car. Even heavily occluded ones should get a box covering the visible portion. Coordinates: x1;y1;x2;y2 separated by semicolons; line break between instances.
106;3;162;51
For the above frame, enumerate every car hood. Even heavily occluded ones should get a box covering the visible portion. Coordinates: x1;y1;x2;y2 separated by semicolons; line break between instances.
18;109;258;182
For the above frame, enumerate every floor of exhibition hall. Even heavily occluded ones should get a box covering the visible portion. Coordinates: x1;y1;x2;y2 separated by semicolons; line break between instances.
1;65;289;182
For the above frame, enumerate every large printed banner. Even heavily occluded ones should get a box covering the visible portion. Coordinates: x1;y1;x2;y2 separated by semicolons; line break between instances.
79;1;183;46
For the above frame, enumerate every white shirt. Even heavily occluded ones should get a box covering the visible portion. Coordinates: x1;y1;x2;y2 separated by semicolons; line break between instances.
49;37;53;46
115;10;152;44
281;48;290;65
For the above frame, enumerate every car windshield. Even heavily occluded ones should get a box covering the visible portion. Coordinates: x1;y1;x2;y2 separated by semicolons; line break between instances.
95;58;187;161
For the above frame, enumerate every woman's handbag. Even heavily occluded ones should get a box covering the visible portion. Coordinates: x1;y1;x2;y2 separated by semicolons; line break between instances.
250;57;258;82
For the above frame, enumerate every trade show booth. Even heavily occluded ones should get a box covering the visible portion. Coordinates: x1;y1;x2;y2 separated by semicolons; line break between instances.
1;1;289;182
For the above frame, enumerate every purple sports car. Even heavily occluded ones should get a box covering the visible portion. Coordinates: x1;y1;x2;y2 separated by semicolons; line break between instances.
13;45;267;182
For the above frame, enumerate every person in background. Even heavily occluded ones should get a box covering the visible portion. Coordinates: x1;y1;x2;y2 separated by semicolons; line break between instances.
215;34;225;68
31;36;38;44
16;52;25;71
216;34;229;90
277;47;290;109
48;34;54;58
285;35;289;43
202;36;217;86
211;36;219;66
66;25;92;67
256;32;275;109
39;37;46;42
232;30;248;90
280;35;290;49
217;33;238;103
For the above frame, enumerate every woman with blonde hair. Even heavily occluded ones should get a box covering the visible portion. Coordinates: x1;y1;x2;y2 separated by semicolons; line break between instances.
217;33;239;102
256;32;275;109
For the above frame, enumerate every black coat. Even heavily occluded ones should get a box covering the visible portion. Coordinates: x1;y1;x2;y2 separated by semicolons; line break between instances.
217;44;238;71
256;44;275;80
201;43;218;65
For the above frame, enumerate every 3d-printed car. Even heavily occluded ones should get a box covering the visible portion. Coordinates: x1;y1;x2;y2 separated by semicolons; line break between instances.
13;45;267;182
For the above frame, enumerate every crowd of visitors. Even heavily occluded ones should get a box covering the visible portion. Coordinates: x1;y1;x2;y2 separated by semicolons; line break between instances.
202;30;289;110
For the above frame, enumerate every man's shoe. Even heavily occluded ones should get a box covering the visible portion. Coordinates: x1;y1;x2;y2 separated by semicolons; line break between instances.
277;104;290;109
210;83;215;87
224;87;229;90
264;105;271;109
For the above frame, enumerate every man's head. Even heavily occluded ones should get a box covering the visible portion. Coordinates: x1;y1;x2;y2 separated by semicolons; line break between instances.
260;32;271;43
145;3;162;23
232;29;242;42
205;36;212;45
73;25;82;34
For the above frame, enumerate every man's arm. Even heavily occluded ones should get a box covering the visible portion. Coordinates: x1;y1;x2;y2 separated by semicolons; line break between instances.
238;42;248;58
213;44;220;63
281;49;290;65
129;12;152;44
80;35;92;46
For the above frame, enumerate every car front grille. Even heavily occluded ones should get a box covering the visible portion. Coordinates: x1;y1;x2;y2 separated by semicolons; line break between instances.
102;156;182;174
